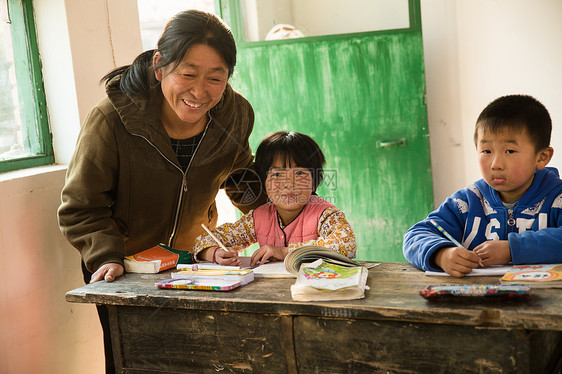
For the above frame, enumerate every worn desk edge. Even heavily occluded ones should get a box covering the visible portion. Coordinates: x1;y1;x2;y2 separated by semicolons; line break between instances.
65;262;562;331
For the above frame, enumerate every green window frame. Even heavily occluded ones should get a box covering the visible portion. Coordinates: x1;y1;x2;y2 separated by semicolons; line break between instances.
0;0;53;173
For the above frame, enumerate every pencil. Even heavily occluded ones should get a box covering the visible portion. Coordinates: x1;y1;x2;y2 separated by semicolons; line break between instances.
429;219;484;267
200;223;235;253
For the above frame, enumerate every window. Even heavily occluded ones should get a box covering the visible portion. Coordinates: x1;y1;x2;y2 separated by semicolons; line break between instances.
239;0;410;42
137;0;215;51
0;0;52;173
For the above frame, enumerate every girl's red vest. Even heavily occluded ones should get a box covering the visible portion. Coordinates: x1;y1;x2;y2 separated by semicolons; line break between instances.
253;196;335;247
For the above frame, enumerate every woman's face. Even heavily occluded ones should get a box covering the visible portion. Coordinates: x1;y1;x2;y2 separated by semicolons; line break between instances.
154;43;229;131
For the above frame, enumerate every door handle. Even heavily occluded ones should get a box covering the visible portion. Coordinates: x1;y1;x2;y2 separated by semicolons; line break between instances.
376;138;407;148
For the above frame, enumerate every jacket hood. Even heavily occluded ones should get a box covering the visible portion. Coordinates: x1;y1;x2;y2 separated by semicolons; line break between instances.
474;167;561;208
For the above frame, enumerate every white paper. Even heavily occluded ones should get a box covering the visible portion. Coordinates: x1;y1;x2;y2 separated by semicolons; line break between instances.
425;265;513;277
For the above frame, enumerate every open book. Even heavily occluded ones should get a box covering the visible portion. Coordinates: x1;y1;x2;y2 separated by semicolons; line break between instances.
283;245;364;274
178;245;365;278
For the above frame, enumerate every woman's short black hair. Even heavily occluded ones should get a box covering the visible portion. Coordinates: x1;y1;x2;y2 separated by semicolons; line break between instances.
101;10;236;94
474;94;552;151
255;131;326;193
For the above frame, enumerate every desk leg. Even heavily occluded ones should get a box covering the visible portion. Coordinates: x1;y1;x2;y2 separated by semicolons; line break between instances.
107;305;124;373
280;315;298;374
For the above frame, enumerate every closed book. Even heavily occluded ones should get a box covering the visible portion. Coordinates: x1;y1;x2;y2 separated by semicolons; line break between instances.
500;264;562;288
171;268;255;285
124;244;193;273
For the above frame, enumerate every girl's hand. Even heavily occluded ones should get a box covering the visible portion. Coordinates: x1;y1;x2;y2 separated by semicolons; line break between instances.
250;245;288;267
90;263;124;283
214;248;240;266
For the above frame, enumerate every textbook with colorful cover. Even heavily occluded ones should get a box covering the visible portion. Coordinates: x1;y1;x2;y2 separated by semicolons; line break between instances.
124;244;193;273
500;264;562;288
290;260;369;301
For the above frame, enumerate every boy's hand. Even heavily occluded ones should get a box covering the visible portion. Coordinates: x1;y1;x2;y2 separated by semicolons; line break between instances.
434;246;482;278
250;245;288;267
473;240;511;266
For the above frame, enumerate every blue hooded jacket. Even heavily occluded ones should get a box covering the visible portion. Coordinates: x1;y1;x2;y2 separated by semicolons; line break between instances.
403;167;562;271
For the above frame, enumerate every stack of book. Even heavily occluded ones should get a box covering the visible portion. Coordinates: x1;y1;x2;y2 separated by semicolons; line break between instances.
290;259;369;301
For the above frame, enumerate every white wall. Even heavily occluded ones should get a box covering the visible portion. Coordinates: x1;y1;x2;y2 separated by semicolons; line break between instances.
422;0;562;205
1;1;561;373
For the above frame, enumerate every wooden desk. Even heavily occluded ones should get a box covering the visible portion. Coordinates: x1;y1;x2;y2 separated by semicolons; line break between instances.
66;263;562;373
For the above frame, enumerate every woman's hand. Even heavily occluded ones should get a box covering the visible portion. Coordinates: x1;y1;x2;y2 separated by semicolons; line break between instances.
250;245;288;267
90;263;124;283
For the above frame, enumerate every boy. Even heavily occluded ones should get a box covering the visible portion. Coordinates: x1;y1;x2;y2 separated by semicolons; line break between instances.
403;94;562;277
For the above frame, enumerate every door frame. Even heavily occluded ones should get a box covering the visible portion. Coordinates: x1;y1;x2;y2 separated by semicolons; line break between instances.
217;0;422;47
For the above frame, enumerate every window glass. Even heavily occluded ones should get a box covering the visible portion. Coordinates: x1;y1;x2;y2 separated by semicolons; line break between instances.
137;0;215;51
240;0;410;42
0;16;24;159
0;0;52;172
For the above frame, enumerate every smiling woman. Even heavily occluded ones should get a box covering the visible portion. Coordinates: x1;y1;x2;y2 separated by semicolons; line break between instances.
57;9;266;374
154;44;229;139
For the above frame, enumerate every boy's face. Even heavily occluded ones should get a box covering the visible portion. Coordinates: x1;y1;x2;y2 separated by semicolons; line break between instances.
476;126;553;203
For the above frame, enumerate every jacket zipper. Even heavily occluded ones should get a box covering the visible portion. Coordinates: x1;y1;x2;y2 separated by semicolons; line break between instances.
507;209;516;227
132;119;210;247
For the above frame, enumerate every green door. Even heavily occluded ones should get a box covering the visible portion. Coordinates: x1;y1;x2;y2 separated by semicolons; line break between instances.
219;0;433;261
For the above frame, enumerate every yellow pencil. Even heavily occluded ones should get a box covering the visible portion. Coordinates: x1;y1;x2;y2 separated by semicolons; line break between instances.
200;223;236;253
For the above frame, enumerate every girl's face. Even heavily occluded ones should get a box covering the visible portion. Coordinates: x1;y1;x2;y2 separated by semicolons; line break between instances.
265;155;314;225
154;43;229;135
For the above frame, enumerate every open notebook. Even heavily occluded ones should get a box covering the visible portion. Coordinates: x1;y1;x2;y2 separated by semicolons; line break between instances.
178;256;294;278
425;265;513;277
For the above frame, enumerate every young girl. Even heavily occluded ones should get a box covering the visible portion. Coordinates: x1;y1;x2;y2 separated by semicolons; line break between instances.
194;131;357;266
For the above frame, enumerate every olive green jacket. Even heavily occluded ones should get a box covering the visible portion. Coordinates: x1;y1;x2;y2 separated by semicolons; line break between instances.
58;76;265;272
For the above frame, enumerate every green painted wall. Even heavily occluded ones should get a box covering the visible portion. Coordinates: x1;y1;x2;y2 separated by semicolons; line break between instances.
223;3;433;262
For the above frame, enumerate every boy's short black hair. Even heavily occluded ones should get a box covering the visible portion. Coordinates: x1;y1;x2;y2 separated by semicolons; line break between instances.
255;131;326;192
474;94;552;151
